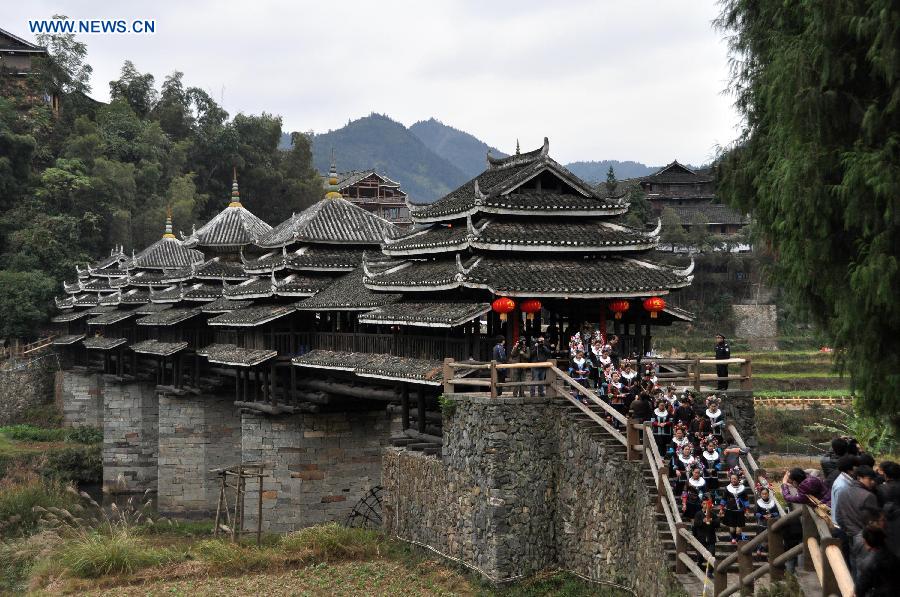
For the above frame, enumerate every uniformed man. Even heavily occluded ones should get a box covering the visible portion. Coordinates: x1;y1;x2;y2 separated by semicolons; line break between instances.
714;333;730;390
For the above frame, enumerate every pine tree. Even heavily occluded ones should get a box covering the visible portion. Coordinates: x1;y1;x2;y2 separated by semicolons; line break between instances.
715;0;900;422
604;165;617;196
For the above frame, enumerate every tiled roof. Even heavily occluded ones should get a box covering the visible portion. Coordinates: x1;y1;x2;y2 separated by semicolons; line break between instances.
294;271;400;311
123;271;170;286
129;339;188;356
118;289;151;305
150;283;224;304
51;310;90;323
133;302;172;315
54;296;75;310
243;246;363;274
256;198;398;248
73;294;100;307
51;334;85;345
382;218;659;256
185;205;272;248
161;258;247;281
87;309;137;326
669;203;749;226
334;170;402;190
292;350;443;386
640;161;713;184
207;304;295;327
82;336;128;351
86;305;118;315
135;308;200;326
199;297;253;313
223;277;273;299
274;274;333;297
364;254;693;298
202;343;277;367
129;236;205;270
358;302;491;328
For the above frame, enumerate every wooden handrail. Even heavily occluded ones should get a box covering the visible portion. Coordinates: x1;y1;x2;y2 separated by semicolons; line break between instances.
554;382;627;446
553;366;628;425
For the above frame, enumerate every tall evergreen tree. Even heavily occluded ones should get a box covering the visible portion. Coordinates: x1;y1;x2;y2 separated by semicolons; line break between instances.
715;1;900;421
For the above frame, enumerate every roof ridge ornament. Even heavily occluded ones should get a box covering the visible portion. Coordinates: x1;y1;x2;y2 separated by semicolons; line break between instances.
540;136;549;157
473;179;486;204
648;217;662;238
163;206;175;239
228;167;242;208
676;257;695;277
515;139;520;155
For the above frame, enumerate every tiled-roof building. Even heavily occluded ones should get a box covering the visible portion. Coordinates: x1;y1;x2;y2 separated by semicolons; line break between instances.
322;161;410;226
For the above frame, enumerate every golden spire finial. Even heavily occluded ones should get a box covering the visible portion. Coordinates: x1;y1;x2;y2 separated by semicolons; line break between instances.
229;167;242;207
325;149;342;199
163;206;175;238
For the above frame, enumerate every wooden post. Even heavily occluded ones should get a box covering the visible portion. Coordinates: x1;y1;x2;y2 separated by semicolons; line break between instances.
545;361;557;398
401;383;410;430
693;358;701;391
768;516;785;581
290;362;297;402
235;367;241;401
800;507;816;572
741;358;752;391
626;418;639;461
674;522;688;574
713;564;727;596
737;541;753;596
656;470;667;514
416;387;426;434
820;536;841;597
442;358;454;394
489;360;498;399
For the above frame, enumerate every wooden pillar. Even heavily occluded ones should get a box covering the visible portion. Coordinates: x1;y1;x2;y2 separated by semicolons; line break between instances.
194;353;200;387
235;366;241;401
290;362;297;403
242;368;249;402
416;387;426;434
401;383;410;430
768;517;785;581
263;368;270;403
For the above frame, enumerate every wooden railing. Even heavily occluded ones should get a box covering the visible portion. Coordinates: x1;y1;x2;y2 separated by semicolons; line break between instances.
1;335;57;361
654;357;753;391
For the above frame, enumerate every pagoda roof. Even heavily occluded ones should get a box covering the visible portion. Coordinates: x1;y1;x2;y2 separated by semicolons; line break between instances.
123;271;173;287
334;170;402;190
51;310;91;323
52;334;85;345
409;138;628;223
364;254;694;298
82;336;128;351
73;294;100;307
668;203;749;226
640;161;714;184
255;197;397;248
202;343;277;367
242;246;362;274
136;308;200;326
184;205;272;248
292;350;443;386
358;302;490;328
118;289;151;305
294;271;400;311
161;258;249;283
54;296;76;310
86;305;118;315
77;248;127;277
383;217;660;256
150;283;223;304
222;274;332;300
129;339;188;356
133;302;172;315
87;309;138;326
129;236;205;270
199;297;253;314
207;304;295;327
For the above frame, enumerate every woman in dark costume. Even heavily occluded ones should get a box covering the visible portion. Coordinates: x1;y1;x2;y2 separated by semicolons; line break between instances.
693;499;721;567
689;414;710;451
682;466;707;520
720;473;751;544
705;395;725;441
650;399;672;454
671;443;697;495
753;487;781;557
669;423;690;459
699;437;723;495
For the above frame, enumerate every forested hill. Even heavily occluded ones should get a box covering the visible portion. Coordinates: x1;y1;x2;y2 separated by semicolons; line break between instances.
565;161;657;182
409;118;507;179
308;114;469;202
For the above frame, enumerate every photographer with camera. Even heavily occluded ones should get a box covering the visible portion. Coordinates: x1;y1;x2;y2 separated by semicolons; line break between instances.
509;336;530;397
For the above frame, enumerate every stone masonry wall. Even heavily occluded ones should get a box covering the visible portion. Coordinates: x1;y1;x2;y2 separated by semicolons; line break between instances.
157;393;242;517
58;370;103;428
103;379;159;493
0;356;57;425
241;408;396;533
383;395;669;592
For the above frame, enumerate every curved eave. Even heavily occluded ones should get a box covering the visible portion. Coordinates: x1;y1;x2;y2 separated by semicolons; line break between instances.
362;279;462;293
224;291;274;300
411;204;629;224
273;289;319;297
355;371;442;387
381;240;469;257
469;240;659;253
461;281;682;299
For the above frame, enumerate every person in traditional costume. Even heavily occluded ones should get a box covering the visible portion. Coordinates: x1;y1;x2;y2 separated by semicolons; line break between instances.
700;438;723;494
705;395;726;440
689;414;710;451
663;385;679;409
754;487;781;557
669;424;690;459
673;392;695;428
620;360;637;385
720;473;751;544
568;350;591;402
588;340;605;388
650;399;673;453
672;443;697;495
693;499;721;568
683;466;707;519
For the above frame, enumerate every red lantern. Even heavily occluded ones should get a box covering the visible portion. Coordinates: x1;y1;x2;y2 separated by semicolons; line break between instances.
643;296;666;319
491;297;516;321
609;300;630;320
520;299;542;321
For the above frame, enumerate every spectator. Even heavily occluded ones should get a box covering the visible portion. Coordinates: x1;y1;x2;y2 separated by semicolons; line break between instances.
782;467;831;506
529;336;553;397
508;337;529;398
491;335;507;395
877;461;900;507
822;437;849;483
608;335;621;369
836;465;880;572
714;333;730;390
854;525;900;596
831;455;860;525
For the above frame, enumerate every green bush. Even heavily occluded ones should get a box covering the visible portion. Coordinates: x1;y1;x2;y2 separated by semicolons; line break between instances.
0;425;68;442
280;523;382;561
42;444;102;484
67;426;103;444
59;529;179;578
193;539;273;572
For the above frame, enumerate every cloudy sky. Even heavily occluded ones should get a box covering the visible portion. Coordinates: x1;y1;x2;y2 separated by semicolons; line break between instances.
3;0;741;165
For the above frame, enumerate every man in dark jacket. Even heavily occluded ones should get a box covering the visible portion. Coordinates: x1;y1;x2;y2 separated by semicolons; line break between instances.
714;334;730;390
877;461;900;507
855;525;900;596
822;437;850;481
529;336;553;397
836;466;880;572
492;336;507;395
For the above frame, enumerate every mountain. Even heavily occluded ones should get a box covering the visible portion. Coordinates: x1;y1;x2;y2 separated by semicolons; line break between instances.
409;118;507;179
564;161;658;184
309;114;469;203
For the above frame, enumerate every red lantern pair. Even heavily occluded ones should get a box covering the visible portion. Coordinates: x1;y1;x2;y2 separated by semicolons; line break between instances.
491;297;515;321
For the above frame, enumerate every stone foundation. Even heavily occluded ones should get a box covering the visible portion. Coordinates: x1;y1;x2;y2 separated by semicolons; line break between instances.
383;395;669;594
102;379;159;493
157;393;242;516
0;355;57;425
57;370;104;428
241;408;397;533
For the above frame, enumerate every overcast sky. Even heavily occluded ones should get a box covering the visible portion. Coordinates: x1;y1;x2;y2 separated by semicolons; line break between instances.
3;0;741;166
